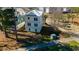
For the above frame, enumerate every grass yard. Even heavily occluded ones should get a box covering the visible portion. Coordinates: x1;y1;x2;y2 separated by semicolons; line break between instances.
42;35;53;42
34;41;79;51
34;43;73;51
68;41;79;47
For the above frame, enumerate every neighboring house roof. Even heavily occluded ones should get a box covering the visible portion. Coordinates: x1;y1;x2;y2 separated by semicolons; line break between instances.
1;7;26;16
15;8;26;16
21;7;30;12
25;10;43;16
63;8;71;13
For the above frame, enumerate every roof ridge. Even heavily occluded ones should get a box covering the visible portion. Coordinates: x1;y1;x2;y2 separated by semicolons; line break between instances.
26;9;42;16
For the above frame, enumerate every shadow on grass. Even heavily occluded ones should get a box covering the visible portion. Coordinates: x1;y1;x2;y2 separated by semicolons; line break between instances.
33;43;73;51
40;26;61;35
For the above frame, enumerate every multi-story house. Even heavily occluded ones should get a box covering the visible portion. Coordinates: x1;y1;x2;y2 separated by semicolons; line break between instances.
25;10;43;32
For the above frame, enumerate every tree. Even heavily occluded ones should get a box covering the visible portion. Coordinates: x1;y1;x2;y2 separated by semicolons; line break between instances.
51;11;63;26
70;14;76;24
0;8;3;31
0;8;9;37
70;7;79;13
0;7;17;39
70;8;79;24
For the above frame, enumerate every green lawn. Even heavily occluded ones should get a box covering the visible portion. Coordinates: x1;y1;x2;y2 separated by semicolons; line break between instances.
68;41;79;47
34;41;79;51
42;35;53;42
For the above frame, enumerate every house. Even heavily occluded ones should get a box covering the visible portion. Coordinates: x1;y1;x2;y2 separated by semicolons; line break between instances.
25;10;43;32
63;7;71;13
36;7;70;14
38;7;50;13
44;7;71;13
1;7;27;30
15;8;26;30
46;7;63;13
3;7;33;30
37;7;44;12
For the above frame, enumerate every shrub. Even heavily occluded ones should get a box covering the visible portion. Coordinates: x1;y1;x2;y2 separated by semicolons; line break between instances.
42;35;53;42
68;41;79;47
67;41;79;50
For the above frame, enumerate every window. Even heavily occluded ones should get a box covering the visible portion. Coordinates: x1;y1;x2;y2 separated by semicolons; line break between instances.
21;17;24;22
34;18;38;21
27;23;31;26
17;17;24;25
29;28;31;31
35;29;37;32
28;17;30;19
34;23;38;27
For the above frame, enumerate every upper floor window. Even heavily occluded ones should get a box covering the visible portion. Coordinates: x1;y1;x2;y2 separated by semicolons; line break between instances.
27;23;31;26
28;17;30;19
34;23;38;27
34;18;38;21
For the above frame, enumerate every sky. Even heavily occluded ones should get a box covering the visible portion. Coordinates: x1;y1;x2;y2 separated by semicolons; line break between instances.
0;0;79;7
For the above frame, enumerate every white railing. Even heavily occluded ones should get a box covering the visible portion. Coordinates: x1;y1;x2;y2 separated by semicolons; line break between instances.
17;21;25;30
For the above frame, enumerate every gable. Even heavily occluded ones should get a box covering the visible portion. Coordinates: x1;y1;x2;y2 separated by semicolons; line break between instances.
26;10;43;16
26;11;37;16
